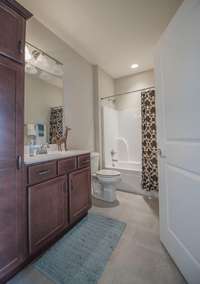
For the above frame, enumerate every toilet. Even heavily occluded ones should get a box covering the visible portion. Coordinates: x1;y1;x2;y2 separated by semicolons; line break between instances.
91;152;121;202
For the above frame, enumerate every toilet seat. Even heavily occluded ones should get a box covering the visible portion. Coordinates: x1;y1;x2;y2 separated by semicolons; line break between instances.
96;169;120;177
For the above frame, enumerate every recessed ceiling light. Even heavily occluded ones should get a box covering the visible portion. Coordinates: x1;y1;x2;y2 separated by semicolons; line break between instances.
131;64;139;69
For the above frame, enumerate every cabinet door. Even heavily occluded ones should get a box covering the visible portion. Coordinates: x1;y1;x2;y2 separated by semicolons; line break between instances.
28;176;67;255
0;56;25;281
0;2;25;63
69;168;91;223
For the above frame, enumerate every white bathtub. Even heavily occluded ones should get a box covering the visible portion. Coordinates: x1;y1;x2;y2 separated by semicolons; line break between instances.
106;160;158;197
106;161;142;194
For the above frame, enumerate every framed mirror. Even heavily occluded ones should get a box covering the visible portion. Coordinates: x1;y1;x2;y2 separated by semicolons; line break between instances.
24;42;64;146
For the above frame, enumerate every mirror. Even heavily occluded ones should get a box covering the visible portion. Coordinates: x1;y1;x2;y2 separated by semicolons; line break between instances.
24;42;64;146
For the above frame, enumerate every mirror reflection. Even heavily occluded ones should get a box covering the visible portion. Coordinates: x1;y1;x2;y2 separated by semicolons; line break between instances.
24;42;64;148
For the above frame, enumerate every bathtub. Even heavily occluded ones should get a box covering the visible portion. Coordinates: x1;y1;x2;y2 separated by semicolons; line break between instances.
106;160;143;195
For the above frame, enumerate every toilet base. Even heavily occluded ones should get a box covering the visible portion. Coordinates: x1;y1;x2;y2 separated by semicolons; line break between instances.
92;178;117;203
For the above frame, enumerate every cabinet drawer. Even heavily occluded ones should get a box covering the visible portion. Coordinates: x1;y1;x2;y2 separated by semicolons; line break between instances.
28;161;57;185
77;154;91;169
58;157;77;176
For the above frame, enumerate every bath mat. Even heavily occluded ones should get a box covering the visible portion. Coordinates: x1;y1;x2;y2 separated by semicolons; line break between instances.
35;213;126;284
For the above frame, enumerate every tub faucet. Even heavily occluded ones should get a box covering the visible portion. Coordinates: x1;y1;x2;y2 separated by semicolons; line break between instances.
111;149;117;157
111;149;118;167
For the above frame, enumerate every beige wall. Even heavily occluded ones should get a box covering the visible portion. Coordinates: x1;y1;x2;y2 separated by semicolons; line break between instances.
26;18;95;151
98;68;115;99
114;69;154;95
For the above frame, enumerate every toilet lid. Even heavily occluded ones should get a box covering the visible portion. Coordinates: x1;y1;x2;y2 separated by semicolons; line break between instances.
96;169;120;177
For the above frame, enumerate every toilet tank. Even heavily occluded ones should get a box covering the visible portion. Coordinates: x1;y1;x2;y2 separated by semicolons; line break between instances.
91;152;100;175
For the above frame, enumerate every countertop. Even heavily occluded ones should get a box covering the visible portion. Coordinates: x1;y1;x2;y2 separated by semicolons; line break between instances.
24;150;91;165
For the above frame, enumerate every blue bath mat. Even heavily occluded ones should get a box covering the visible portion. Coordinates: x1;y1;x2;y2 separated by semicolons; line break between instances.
34;213;126;284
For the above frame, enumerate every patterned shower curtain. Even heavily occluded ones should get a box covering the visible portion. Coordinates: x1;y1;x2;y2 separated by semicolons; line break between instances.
141;90;159;191
49;107;63;144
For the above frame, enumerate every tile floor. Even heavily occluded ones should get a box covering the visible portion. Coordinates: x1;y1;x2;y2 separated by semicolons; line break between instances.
9;191;187;284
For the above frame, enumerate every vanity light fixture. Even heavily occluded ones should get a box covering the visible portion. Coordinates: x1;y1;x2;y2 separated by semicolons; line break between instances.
131;63;139;69
25;45;32;61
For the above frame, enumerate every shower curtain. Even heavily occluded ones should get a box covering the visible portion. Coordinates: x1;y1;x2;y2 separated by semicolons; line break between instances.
49;107;63;143
141;90;158;191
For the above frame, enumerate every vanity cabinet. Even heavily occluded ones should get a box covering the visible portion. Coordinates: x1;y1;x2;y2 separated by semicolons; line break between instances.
0;1;32;283
26;154;91;257
28;176;67;255
69;167;91;223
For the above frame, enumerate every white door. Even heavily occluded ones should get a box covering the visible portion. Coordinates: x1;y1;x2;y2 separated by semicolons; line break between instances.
155;1;200;284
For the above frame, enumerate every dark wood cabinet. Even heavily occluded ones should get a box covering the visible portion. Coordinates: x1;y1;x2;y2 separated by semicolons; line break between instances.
0;54;25;281
0;2;25;63
69;167;91;223
26;157;91;257
0;1;32;282
28;176;67;255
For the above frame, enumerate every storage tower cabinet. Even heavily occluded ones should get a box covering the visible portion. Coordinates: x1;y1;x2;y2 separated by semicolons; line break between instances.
0;1;32;282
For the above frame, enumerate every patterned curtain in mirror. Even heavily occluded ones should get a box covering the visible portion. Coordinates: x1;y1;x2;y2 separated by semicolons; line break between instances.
49;107;63;144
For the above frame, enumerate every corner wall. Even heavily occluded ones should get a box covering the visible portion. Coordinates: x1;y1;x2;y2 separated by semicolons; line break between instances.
93;66;115;166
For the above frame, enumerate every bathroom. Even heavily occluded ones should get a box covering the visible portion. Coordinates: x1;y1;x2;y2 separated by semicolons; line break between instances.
92;69;158;202
0;1;199;284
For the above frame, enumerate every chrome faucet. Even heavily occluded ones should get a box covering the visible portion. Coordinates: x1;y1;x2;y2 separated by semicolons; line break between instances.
36;144;49;155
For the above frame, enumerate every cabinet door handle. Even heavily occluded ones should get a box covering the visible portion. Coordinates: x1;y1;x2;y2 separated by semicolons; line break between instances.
38;170;49;176
18;40;23;54
17;155;22;170
82;159;90;164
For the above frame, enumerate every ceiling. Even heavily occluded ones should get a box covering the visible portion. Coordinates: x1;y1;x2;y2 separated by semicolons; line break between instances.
19;0;183;78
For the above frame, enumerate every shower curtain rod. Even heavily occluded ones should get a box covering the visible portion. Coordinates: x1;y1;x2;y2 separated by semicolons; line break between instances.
100;86;155;100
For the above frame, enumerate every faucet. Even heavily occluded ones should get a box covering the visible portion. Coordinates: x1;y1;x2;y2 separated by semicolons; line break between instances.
36;144;49;155
111;149;118;166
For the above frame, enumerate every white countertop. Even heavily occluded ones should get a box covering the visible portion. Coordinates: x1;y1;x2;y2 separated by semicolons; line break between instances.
24;150;91;165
